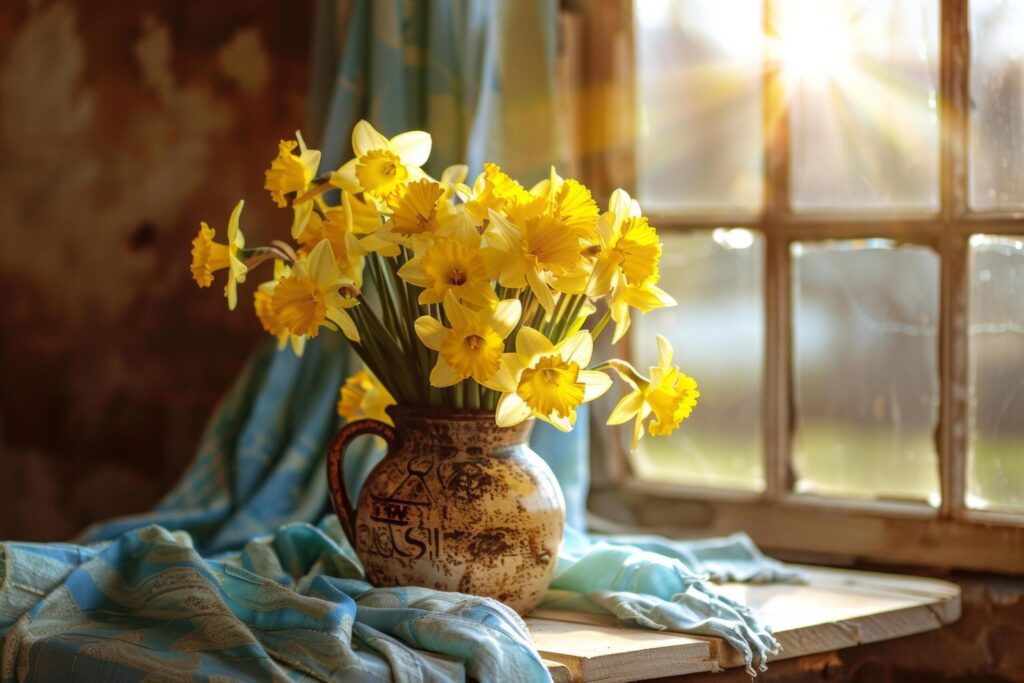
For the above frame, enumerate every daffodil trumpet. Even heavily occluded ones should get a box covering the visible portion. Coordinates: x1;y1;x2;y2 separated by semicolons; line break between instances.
189;120;698;449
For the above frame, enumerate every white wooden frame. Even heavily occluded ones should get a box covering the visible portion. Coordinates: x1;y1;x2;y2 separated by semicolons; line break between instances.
565;0;1024;574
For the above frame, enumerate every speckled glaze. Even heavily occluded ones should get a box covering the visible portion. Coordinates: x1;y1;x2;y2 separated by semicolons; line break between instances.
326;407;565;614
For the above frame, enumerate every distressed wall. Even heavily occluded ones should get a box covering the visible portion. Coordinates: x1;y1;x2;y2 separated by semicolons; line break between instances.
0;0;314;540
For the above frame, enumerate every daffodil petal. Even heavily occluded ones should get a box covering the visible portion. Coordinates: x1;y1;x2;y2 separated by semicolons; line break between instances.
579;370;613;401
307;240;342;290
546;412;574;432
595;212;616;248
227;199;245;248
526;268;555;313
657;334;674;368
489;299;522;339
397;258;429;287
430;358;462;387
606;359;646;391
229;254;248;284
442;289;470;329
611;301;631;344
327;307;360;342
352;120;388;156
414;315;447;351
389;131;432;167
608;188;632;224
300;149;321;177
608;390;645;425
558;330;593;367
632;414;645;452
441;164;468;185
516;327;554;361
330;159;361;193
480;361;516;393
225;275;238;310
502;352;524;380
496;392;532;427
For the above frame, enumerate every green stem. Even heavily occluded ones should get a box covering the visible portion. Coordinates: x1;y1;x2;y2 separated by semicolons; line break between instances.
589;309;612;344
466;381;480;409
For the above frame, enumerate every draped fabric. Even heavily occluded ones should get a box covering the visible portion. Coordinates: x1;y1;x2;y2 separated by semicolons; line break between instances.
0;2;792;680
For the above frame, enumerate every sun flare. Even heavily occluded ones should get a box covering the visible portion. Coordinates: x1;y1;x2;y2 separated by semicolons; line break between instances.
777;3;854;86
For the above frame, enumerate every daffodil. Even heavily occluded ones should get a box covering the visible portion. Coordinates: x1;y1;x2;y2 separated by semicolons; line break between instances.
590;189;662;297
483;210;589;312
190;200;247;310
462;162;524;222
530;167;599;242
463;162;538;224
253;261;307;356
609;280;676;344
295;192;367;287
389;179;444;238
398;236;496;306
414;291;521;389
495;328;611;432
271;239;360;341
338;370;396;425
330;120;431;201
373;178;474;251
607;335;699;450
265;131;321;207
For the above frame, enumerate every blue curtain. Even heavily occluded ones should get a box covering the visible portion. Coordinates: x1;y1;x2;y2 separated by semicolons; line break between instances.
310;0;590;531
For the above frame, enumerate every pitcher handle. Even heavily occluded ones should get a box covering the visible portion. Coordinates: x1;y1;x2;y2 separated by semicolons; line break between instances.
326;419;396;548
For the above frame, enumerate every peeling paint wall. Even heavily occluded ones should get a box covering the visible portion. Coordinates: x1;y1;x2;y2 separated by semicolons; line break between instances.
0;0;313;539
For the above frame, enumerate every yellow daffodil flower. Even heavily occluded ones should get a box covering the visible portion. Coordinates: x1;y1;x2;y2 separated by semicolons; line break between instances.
463;162;537;224
495;328;612;432
338;369;396;425
606;335;699;450
190;200;248;310
609;280;676;344
414;291;521;389
483;209;589;312
265;131;322;240
389;179;444;239
271;239;360;341
530;167;600;242
265;131;321;208
590;189;662;297
372;177;477;252
296;192;367;288
398;235;496;307
253;261;307;356
330;120;431;200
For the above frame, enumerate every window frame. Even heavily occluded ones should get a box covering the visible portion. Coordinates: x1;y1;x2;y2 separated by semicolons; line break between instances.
572;0;1024;575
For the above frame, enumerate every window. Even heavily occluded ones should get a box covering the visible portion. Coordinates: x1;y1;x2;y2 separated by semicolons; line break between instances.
596;0;1024;573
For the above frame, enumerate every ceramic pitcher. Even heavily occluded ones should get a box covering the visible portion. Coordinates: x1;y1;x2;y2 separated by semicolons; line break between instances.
326;407;565;614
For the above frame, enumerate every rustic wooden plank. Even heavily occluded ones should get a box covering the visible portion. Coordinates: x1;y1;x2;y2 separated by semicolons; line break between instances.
542;659;574;683
526;616;715;683
527;566;961;681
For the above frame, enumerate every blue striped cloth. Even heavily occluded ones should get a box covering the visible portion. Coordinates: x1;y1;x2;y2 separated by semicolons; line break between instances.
1;336;789;680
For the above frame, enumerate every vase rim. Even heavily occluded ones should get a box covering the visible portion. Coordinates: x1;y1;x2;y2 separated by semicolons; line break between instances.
386;405;512;422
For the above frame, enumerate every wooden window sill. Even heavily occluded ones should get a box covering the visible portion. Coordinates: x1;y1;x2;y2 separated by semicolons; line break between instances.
527;565;960;682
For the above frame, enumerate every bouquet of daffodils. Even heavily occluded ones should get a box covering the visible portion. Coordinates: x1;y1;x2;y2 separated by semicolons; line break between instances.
190;121;698;448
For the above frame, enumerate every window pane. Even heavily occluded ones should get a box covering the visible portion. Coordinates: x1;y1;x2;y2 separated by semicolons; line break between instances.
967;235;1024;511
631;230;764;491
791;240;940;503
636;0;763;213
969;1;1024;211
784;0;940;212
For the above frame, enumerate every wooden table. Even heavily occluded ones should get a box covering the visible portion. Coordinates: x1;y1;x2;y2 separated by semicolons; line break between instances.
526;565;961;682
